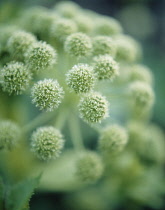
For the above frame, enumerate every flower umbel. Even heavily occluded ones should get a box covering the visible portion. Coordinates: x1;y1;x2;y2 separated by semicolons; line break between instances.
0;120;21;150
31;126;64;160
66;64;96;93
79;92;109;123
75;151;104;183
1;61;32;95
93;54;119;80
31;79;64;111
25;41;57;73
99;124;128;156
64;32;92;57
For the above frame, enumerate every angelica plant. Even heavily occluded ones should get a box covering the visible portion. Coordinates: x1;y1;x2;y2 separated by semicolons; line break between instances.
0;1;164;210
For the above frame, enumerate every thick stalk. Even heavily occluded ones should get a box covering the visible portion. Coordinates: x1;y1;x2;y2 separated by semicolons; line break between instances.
68;112;85;150
22;111;56;133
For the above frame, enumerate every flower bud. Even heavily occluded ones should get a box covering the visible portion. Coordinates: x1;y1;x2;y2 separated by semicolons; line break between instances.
128;64;153;84
64;32;92;57
25;41;57;74
50;18;77;42
115;35;142;63
54;1;80;18
31;79;64;112
139;124;165;164
92;36;116;57
0;120;21;150
128;81;154;109
7;30;36;60
31;126;64;161
0;25;18;51
79;92;109;123
1;61;32;95
99;124;128;155
93;54;119;80
21;6;50;35
66;64;96;93
94;16;122;36
75;151;103;183
74;15;94;34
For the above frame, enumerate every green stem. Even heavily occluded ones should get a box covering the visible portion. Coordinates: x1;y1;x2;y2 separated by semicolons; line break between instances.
68;112;84;150
22;111;56;133
54;107;68;130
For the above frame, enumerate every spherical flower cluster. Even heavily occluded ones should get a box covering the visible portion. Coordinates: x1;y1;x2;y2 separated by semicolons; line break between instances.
128;64;153;84
1;61;32;95
92;36;116;57
94;16;122;36
31;126;64;161
93;54;119;80
79;92;109;123
25;41;57;73
22;6;49;35
75;151;104;183
139;124;165;164
29;11;59;40
74;15;94;34
127;121;146;148
54;1;80;18
128;81;154;109
99;124;128;156
50;18;77;42
0;120;21;150
7;30;36;60
115;35;142;63
64;32;92;57
31;79;64;111
66;64;96;93
128;122;165;164
0;25;18;51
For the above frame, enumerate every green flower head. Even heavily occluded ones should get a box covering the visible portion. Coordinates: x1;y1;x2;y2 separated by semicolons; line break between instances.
79;92;109;123
93;54;119;80
92;36;116;57
66;63;96;93
0;120;21;150
7;30;36;60
99;124;128;156
31;79;64;112
75;151;104;183
64;32;92;57
31;126;64;161
1;61;32;95
25;41;57;74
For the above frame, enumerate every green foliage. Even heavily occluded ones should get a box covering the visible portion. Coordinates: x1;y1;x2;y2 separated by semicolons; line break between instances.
0;177;4;209
5;175;41;210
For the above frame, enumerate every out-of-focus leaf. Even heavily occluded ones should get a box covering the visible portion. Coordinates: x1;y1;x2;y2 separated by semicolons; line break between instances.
0;176;4;210
5;174;41;210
